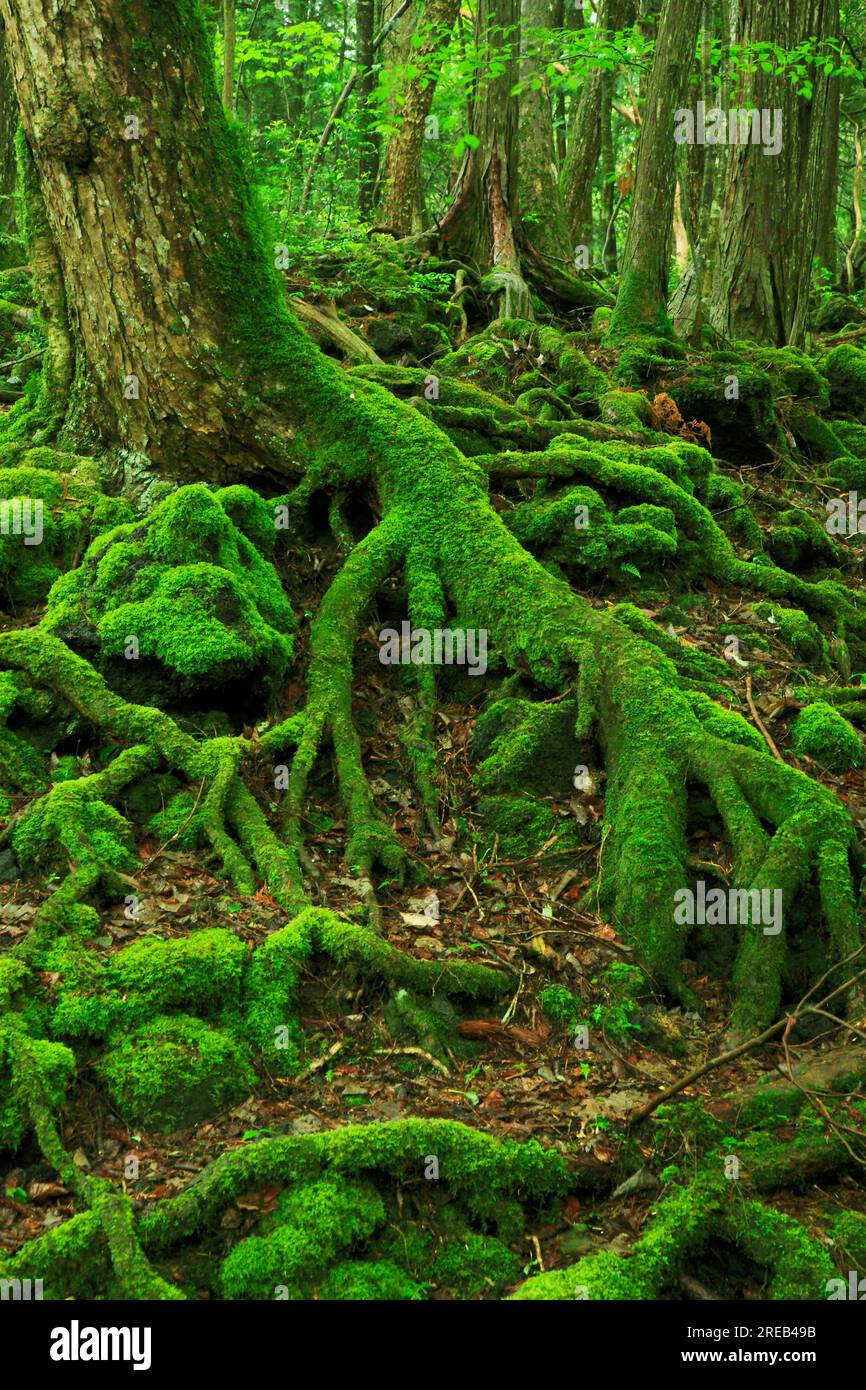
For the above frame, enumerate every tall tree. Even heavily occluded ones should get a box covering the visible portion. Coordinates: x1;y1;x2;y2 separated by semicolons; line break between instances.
437;0;534;314
0;0;307;479
0;18;17;257
376;0;460;235
607;0;700;338
513;0;574;278
710;0;840;346
356;0;379;216
222;0;236;111
561;0;632;259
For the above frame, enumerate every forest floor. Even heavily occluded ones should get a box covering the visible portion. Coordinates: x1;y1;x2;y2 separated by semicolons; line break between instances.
2;519;865;1298
2;245;866;1300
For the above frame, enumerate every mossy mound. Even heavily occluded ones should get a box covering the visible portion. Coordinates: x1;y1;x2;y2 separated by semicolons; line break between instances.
477;793;573;858
686;691;765;754
790;701;864;772
42;484;295;711
505;484;678;580
50;928;250;1039
317;1258;424;1300
473;695;578;794
99;1014;254;1131
661;355;776;448
753;604;828;667
0;1027;76;1149
220;1175;385;1299
823;344;866;419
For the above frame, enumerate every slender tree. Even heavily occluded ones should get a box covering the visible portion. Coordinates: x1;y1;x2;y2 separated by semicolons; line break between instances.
376;0;460;235
607;0;700;338
222;0;236;111
0;18;17;256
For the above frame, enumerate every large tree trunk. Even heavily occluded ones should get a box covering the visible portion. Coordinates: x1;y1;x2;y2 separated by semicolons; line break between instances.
668;0;732;341
0;0;302;482
0;17;17;255
513;0;573;272
607;0;699;338
436;0;534;315
376;0;460;235
709;0;840;346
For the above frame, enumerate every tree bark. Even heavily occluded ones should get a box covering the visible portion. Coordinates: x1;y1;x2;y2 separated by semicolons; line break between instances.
513;0;573;270
356;0;379;217
436;0;534;315
0;17;17;255
376;0;460;235
710;0;840;347
0;0;302;481
607;0;699;338
222;0;236;111
561;0;632;258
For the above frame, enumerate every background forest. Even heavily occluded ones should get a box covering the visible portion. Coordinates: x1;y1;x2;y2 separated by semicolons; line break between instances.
0;0;866;1313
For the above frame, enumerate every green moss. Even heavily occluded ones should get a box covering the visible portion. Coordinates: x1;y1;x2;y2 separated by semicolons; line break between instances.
317;1258;424;1300
42;484;295;704
0;1024;76;1149
753;604;828;667
51;929;249;1039
140;1118;570;1252
429;1230;520;1296
790;701;864;772
0;1210;108;1300
612;335;687;387
220;1176;385;1299
823;344;866;418
598;388;653;431
705;473;763;549
477;794;572;858
147;788;207;848
686;692;765;754
831;419;866;461
539;984;581;1028
242;907;508;1072
472;695;578;794
830;1210;866;1273
13;786;136;877
100;1014;254;1131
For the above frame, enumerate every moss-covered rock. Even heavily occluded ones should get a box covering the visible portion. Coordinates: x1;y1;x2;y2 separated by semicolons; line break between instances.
790;701;864;772
317;1257;423;1300
99;1014;254;1131
477;793;572;858
753;604;828;667
0;1025;76;1150
220;1176;385;1299
43;483;295;710
823;344;866;418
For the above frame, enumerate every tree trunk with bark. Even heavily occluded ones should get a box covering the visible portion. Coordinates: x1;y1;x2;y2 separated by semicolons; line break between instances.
0;0;308;482
607;0;700;338
0;18;17;255
222;0;236;111
710;0;840;347
513;0;573;273
356;0;379;217
376;0;459;235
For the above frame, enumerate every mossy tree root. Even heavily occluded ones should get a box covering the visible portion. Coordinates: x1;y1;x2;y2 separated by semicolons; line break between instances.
284;373;863;1038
